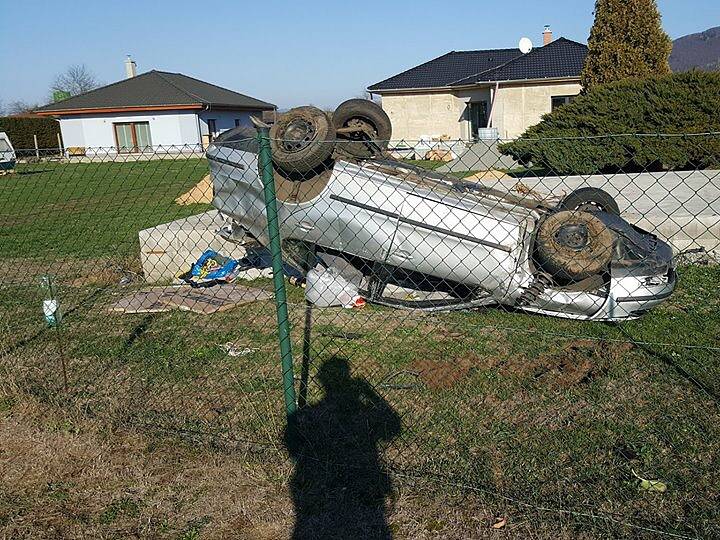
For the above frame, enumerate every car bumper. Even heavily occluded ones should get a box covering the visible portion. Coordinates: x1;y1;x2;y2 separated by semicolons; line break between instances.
602;268;677;320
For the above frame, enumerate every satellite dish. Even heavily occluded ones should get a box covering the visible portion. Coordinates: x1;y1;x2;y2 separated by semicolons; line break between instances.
519;37;533;54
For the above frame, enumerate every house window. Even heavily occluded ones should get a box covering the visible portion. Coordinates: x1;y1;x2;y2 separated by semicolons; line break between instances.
113;122;152;153
207;119;217;141
551;95;575;111
234;119;241;127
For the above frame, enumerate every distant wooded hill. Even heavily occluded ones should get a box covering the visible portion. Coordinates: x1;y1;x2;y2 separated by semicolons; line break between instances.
670;26;720;72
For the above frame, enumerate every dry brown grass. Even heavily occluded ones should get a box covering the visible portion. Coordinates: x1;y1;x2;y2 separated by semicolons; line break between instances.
1;397;604;539
0;399;293;539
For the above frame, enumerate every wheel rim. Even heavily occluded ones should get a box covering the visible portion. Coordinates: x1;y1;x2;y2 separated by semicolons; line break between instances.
554;223;590;251
345;117;377;140
279;118;317;153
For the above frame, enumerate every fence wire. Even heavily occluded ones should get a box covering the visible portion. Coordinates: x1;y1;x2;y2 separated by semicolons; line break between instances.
1;132;719;539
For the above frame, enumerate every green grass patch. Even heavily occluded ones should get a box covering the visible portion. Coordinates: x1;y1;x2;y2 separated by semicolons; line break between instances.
0;159;209;260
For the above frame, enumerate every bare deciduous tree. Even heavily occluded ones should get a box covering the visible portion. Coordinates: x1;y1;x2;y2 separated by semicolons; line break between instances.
51;64;100;97
357;90;380;103
5;100;40;115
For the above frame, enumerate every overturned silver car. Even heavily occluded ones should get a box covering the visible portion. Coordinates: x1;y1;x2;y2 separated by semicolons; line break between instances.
207;101;676;321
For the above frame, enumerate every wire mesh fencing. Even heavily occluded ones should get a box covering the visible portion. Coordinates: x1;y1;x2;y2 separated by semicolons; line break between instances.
1;133;719;538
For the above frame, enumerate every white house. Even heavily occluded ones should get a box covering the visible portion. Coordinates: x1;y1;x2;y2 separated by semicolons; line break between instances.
36;62;275;154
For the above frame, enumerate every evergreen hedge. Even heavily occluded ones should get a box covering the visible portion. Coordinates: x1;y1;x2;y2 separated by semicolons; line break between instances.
499;71;720;175
0;116;61;150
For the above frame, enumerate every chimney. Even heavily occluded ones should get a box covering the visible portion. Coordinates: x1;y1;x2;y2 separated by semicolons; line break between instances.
125;55;137;78
543;25;553;46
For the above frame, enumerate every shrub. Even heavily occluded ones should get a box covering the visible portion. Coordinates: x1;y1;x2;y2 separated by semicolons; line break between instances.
0;116;61;150
499;71;720;175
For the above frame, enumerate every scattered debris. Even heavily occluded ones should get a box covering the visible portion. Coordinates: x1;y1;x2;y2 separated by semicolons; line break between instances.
378;370;421;390
108;285;271;315
318;331;364;340
491;516;507;529
175;174;213;205
178;250;240;287
306;266;364;308
633;469;668;493
424;149;455;162
465;169;510;181
221;342;259;357
512;181;547;200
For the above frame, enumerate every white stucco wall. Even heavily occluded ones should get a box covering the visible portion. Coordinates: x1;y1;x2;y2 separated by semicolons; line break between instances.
57;108;267;154
379;80;582;142
58;110;201;153
198;110;257;137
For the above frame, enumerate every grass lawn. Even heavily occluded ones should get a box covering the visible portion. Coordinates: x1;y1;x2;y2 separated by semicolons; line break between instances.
1;158;719;538
0;158;210;261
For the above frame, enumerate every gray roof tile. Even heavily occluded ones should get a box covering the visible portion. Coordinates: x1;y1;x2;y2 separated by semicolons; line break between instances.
38;70;275;112
368;38;587;91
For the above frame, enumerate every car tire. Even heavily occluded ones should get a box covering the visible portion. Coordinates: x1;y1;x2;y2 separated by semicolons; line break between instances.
561;187;620;215
535;210;614;282
269;106;336;173
332;99;392;159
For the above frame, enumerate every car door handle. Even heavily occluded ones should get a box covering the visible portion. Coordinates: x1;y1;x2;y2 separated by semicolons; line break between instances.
297;221;315;232
392;249;413;261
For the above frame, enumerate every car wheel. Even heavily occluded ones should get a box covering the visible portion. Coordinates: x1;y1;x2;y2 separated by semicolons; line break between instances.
535;210;614;282
332;99;392;158
561;187;620;215
269;106;336;173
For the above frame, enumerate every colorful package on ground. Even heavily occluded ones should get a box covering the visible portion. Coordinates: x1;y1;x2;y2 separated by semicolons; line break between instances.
181;250;239;286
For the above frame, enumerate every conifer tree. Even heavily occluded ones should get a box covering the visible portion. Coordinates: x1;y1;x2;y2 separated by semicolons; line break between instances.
581;0;672;89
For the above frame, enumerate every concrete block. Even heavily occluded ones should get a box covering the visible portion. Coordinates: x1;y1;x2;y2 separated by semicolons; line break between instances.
139;211;248;283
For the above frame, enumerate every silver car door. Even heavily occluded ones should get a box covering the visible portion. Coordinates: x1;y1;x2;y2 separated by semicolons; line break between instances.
390;190;524;297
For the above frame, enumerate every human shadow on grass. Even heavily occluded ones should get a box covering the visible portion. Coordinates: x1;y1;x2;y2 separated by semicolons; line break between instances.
284;357;402;540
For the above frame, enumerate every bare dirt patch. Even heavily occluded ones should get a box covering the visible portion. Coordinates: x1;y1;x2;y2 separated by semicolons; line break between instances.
501;340;634;388
411;353;487;390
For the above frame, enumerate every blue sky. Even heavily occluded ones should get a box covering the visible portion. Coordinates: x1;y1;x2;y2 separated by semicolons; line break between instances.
2;0;718;109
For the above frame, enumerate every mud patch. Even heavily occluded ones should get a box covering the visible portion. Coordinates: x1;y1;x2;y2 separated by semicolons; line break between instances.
411;353;486;390
503;340;634;388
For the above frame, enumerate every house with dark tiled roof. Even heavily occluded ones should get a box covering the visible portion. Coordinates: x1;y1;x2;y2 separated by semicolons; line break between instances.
367;29;587;140
36;58;275;154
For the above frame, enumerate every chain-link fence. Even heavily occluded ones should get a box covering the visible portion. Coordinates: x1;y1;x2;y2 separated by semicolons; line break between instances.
1;132;719;538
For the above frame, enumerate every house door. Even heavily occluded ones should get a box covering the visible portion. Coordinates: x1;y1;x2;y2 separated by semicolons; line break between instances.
468;102;488;140
114;122;152;153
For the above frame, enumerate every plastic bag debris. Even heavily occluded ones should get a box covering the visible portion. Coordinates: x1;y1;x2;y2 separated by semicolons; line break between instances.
178;249;239;286
221;342;259;357
305;267;364;308
178;247;306;288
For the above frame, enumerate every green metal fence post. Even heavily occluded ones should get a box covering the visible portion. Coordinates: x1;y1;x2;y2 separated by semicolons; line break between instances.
253;118;297;416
